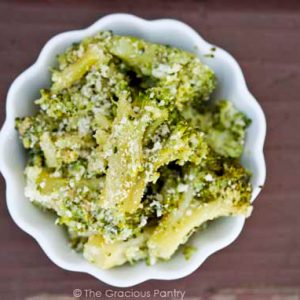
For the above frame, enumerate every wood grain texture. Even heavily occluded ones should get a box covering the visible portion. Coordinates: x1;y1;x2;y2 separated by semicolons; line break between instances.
0;0;300;299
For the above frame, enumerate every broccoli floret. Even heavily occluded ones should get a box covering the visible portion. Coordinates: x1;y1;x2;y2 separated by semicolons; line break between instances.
183;100;251;158
16;113;59;149
107;34;216;109
147;157;252;261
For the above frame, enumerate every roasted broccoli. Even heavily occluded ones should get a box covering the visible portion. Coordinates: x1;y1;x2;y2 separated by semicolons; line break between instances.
16;31;252;269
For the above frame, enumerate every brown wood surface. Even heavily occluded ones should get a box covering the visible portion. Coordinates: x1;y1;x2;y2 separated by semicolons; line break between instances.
1;0;300;299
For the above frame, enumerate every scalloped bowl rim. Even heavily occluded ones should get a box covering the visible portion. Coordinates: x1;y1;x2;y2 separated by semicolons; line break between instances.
0;14;266;287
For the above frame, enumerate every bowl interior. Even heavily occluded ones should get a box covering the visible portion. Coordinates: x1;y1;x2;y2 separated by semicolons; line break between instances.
0;14;265;286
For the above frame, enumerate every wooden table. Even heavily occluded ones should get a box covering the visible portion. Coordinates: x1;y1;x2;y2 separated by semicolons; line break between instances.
1;1;300;299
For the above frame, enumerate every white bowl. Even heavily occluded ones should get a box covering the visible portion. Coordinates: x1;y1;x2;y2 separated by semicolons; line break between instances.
0;14;266;287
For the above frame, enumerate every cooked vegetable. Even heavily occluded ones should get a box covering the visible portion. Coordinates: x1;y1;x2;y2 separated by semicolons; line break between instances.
108;34;216;109
84;228;153;269
16;31;252;269
147;159;252;261
52;45;107;93
182;100;251;158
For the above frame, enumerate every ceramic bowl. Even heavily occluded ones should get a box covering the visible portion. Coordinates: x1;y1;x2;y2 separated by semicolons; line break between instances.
0;13;266;287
